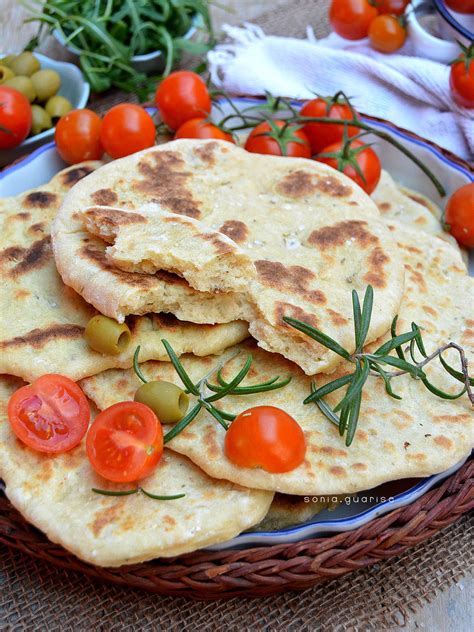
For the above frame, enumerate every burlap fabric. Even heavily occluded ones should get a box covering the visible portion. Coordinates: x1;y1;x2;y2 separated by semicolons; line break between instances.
1;0;473;628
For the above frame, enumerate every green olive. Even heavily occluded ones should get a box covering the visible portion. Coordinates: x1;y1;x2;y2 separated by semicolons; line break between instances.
84;315;131;355
31;69;61;102
45;95;72;121
135;381;189;424
0;65;15;84
4;76;37;102
9;52;41;77
30;105;52;135
0;55;16;67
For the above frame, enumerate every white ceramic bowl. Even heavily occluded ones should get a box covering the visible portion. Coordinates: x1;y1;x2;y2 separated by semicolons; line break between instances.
0;52;89;167
433;0;474;47
408;0;461;63
54;22;196;75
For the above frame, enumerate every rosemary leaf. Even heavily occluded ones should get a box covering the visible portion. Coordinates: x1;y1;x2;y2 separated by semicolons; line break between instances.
92;488;138;497
411;322;427;357
205;354;252;402
374;330;419;356
338;402;351;436
140;489;185;500
370;363;402;400
202;400;229;430
334;359;370;412
391;315;406;360
133;345;148;384
345;391;362;446
313;397;340;428
368;355;425;378
421;376;466;400
220;376;292;395
303;373;353;404
358;285;374;351
439;353;474;386
161;339;199;396
352;288;362;351
163;403;202;443
282;317;351;360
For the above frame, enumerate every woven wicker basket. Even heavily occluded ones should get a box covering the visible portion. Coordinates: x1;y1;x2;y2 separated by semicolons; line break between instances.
1;458;472;599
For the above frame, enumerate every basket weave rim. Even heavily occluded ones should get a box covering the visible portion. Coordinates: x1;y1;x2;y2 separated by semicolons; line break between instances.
1;458;472;599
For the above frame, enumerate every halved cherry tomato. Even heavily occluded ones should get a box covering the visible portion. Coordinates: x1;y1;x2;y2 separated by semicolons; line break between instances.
300;97;359;154
444;183;474;247
369;15;406;53
55;109;103;164
450;45;474;108
444;1;474;13
376;0;410;15
86;401;163;482
329;0;379;40
175;118;234;142
8;374;89;454
224;406;306;473
0;86;32;149
317;139;382;194
244;120;311;158
155;71;212;131
100;104;156;159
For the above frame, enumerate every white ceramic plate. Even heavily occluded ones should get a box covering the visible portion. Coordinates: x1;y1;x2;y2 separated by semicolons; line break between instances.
0;97;472;547
0;52;89;167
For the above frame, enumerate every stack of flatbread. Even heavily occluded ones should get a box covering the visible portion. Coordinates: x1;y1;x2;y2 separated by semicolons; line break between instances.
0;139;472;567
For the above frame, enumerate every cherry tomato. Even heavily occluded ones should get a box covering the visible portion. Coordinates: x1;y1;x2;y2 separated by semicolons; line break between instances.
369;14;406;53
155;71;212;131
8;374;89;454
224;406;306;473
86;401;163;482
376;0;410;15
55;109;103;164
444;183;474;247
100;104;156;159
444;1;474;13
329;0;379;40
175;118;234;142
0;86;32;149
300;97;359;154
244;120;311;158
317;139;382;194
450;47;474;108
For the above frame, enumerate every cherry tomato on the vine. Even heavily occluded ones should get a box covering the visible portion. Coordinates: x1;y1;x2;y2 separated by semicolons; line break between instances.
329;0;379;40
55;109;103;164
8;374;90;454
300;97;359;154
0;86;32;149
369;14;406;53
317;139;382;194
100;104;156;159
376;0;410;15
449;46;474;108
224;406;306;473
155;71;212;131
244;120;311;158
444;183;474;247
86;401;163;483
175;118;234;142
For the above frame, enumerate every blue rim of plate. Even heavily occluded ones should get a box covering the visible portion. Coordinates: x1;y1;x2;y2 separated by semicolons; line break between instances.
0;97;471;544
433;0;474;41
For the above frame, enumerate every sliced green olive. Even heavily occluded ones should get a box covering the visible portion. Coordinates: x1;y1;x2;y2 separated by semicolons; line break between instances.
84;315;131;355
31;69;61;101
30;105;52;135
45;95;72;121
0;65;15;84
4;76;36;102
9;52;41;77
135;381;189;424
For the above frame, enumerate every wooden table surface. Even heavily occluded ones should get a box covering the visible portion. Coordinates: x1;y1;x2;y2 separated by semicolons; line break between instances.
1;1;472;630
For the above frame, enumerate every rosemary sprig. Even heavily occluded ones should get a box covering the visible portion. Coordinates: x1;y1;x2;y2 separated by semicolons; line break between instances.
92;487;185;500
133;341;291;443
284;285;473;446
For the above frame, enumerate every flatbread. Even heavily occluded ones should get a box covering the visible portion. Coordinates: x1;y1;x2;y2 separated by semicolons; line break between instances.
53;139;405;376
0;376;273;566
0;164;249;381
81;225;473;495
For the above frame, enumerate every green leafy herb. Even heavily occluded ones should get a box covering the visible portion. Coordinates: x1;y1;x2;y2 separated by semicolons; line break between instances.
132;341;291;443
284;285;473;446
92;487;185;500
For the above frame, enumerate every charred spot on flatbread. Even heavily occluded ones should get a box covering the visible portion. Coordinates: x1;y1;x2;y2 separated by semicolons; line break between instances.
200;232;235;255
362;247;390;289
194;141;219;165
1;237;51;277
274;301;320;330
307;220;378;250
23;191;58;209
255;260;326;305
219;220;249;244
135;150;201;218
83;207;147;226
0;324;84;349
316;176;352;197
276;170;316;198
90;188;119;206
60;165;96;188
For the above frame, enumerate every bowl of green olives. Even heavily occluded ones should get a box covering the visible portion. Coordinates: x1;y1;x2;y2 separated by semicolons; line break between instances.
0;51;89;166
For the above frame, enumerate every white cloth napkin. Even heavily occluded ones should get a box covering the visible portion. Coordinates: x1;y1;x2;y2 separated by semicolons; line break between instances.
208;24;473;160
